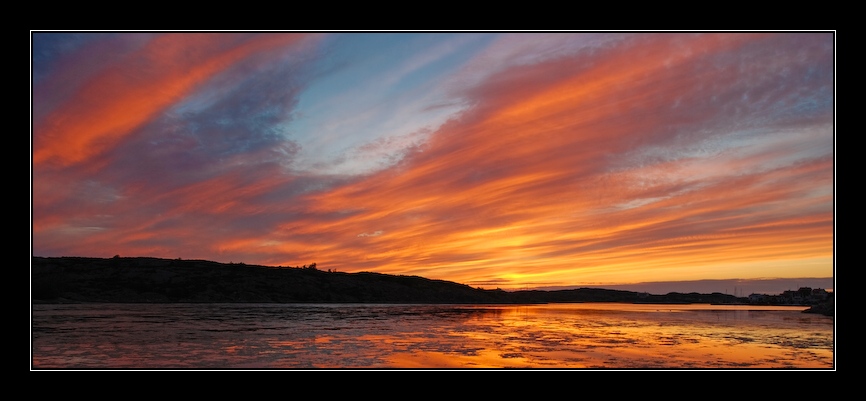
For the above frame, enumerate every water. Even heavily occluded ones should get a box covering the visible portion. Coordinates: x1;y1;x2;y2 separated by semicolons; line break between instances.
30;303;834;369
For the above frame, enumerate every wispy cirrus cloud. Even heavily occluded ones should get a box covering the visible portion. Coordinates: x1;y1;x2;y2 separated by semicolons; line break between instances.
276;33;833;287
31;32;834;290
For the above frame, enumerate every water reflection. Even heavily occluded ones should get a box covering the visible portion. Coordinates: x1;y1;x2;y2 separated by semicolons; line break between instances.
31;303;833;369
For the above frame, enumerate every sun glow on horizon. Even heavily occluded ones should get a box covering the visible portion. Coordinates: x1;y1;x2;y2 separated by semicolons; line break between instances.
31;32;834;290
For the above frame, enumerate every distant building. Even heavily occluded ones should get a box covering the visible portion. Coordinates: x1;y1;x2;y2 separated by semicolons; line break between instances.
811;288;829;301
748;287;830;305
749;293;767;303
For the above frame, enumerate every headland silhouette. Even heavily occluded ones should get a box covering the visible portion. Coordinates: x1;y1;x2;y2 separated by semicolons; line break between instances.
31;256;833;316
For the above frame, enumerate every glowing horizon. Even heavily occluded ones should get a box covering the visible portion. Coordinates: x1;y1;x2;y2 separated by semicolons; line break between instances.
31;32;834;290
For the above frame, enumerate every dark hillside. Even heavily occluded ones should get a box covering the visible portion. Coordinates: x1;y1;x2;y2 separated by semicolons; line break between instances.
31;256;515;304
32;256;750;305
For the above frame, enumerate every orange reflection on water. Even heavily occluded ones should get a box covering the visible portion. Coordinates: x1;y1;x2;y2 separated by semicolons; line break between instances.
455;304;833;369
277;304;833;369
382;304;829;369
384;348;532;369
32;303;832;369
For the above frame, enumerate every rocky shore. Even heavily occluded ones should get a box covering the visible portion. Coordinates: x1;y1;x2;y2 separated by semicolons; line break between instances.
803;299;835;317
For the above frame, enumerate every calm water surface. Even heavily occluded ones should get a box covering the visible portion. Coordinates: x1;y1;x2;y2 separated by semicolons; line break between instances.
31;303;834;369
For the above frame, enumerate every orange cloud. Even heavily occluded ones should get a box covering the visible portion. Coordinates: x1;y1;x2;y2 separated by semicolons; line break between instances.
31;33;833;290
32;33;308;168
276;33;832;288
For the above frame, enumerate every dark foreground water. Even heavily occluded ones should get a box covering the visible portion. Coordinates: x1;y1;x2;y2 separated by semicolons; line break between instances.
31;303;834;369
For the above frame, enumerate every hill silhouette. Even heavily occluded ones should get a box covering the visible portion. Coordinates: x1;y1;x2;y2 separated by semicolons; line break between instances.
31;256;755;305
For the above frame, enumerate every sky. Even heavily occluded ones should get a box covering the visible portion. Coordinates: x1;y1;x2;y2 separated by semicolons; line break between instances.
31;32;835;292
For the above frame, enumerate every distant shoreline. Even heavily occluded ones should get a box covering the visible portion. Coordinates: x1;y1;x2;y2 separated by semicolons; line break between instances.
30;256;833;316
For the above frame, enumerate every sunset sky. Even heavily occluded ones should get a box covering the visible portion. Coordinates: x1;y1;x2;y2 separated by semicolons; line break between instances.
31;32;835;291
